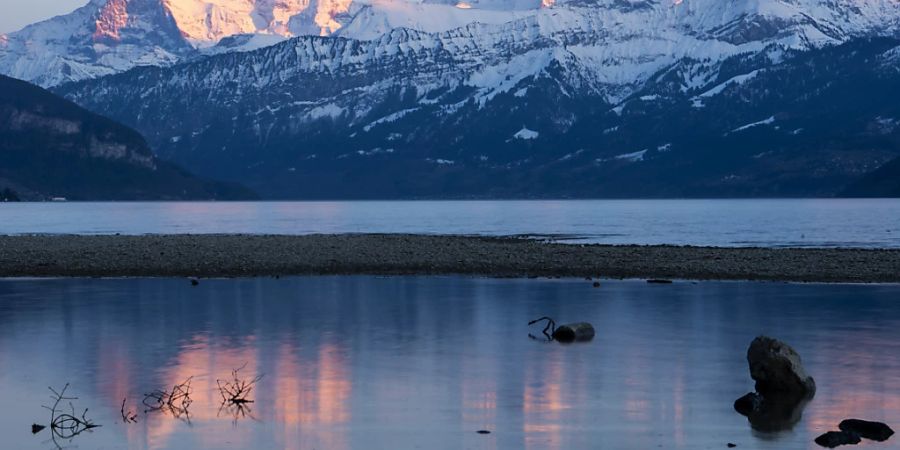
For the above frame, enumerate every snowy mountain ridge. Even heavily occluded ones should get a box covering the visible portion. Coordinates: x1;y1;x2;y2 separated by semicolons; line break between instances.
2;0;900;87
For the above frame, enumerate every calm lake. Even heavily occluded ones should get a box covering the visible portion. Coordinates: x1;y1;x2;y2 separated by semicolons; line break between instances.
0;276;898;450
2;199;900;247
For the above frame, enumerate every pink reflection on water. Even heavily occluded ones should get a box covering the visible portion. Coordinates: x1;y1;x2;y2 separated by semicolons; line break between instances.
523;352;564;450
116;334;355;450
145;335;260;450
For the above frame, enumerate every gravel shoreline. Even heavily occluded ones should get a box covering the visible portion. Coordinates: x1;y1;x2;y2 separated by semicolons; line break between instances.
1;234;899;283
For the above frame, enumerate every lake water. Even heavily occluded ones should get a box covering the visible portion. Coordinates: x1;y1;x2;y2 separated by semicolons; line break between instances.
2;199;900;247
1;276;898;450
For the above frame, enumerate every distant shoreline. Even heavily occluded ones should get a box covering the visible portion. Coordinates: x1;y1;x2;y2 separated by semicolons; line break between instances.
1;234;899;283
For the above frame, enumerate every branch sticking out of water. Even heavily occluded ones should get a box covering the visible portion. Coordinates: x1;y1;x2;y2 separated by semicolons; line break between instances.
41;384;101;448
143;377;194;423
217;363;263;406
528;316;556;341
120;398;137;424
217;364;264;425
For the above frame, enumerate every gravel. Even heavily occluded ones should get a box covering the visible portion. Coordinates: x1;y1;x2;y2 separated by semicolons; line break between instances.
0;234;898;283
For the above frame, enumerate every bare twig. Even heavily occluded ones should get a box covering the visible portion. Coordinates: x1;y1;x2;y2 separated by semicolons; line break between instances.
528;316;556;341
41;384;100;448
217;363;263;406
120;398;137;423
143;377;194;423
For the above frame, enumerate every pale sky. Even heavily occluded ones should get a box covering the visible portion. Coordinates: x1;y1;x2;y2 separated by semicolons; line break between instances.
0;0;87;34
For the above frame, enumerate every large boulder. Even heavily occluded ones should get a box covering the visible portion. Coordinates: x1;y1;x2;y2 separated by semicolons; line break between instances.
747;336;816;397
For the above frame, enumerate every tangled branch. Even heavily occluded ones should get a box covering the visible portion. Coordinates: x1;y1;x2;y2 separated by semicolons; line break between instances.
217;364;263;405
41;384;100;448
143;377;194;423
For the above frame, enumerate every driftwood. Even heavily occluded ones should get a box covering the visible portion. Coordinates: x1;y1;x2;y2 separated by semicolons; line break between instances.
528;317;595;343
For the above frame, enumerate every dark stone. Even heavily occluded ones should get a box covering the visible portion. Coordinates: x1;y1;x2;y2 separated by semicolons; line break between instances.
551;322;595;343
190;278;199;286
747;336;816;397
592;281;601;288
31;424;45;434
838;419;894;442
733;391;810;432
815;431;861;448
476;430;491;434
727;444;737;448
646;279;673;284
733;392;762;416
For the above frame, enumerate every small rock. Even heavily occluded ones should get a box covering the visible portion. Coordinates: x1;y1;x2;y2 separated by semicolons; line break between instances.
592;281;601;288
190;278;199;286
31;424;45;434
815;431;861;448
747;336;816;397
838;419;894;442
727;444;737;448
476;430;491;434
647;279;673;284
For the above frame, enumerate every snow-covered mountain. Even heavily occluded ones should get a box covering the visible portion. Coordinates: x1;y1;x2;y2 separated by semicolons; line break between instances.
56;28;900;197
3;0;900;87
6;0;900;197
0;0;539;86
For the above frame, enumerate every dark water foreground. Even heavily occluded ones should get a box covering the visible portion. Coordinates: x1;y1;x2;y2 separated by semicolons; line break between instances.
0;277;899;450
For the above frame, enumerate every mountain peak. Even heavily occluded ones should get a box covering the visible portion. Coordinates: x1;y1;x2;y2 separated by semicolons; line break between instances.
2;0;900;87
93;0;129;43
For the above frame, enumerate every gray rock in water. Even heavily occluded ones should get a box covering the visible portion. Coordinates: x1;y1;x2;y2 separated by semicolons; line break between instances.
552;322;595;343
839;419;894;442
815;431;861;448
747;336;816;397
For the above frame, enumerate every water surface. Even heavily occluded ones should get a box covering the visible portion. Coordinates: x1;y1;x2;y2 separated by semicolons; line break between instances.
3;199;900;247
1;277;898;449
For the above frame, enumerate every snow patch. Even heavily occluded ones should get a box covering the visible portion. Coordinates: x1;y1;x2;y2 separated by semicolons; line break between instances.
306;103;345;120
357;147;395;156
427;158;456;165
730;116;776;133
512;127;539;140
615;149;648;162
696;70;760;98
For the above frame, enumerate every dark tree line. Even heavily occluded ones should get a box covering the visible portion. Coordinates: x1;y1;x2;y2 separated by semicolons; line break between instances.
1;187;20;202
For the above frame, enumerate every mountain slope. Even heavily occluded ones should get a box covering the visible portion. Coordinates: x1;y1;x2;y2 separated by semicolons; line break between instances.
57;36;900;198
0;75;255;200
841;155;900;197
